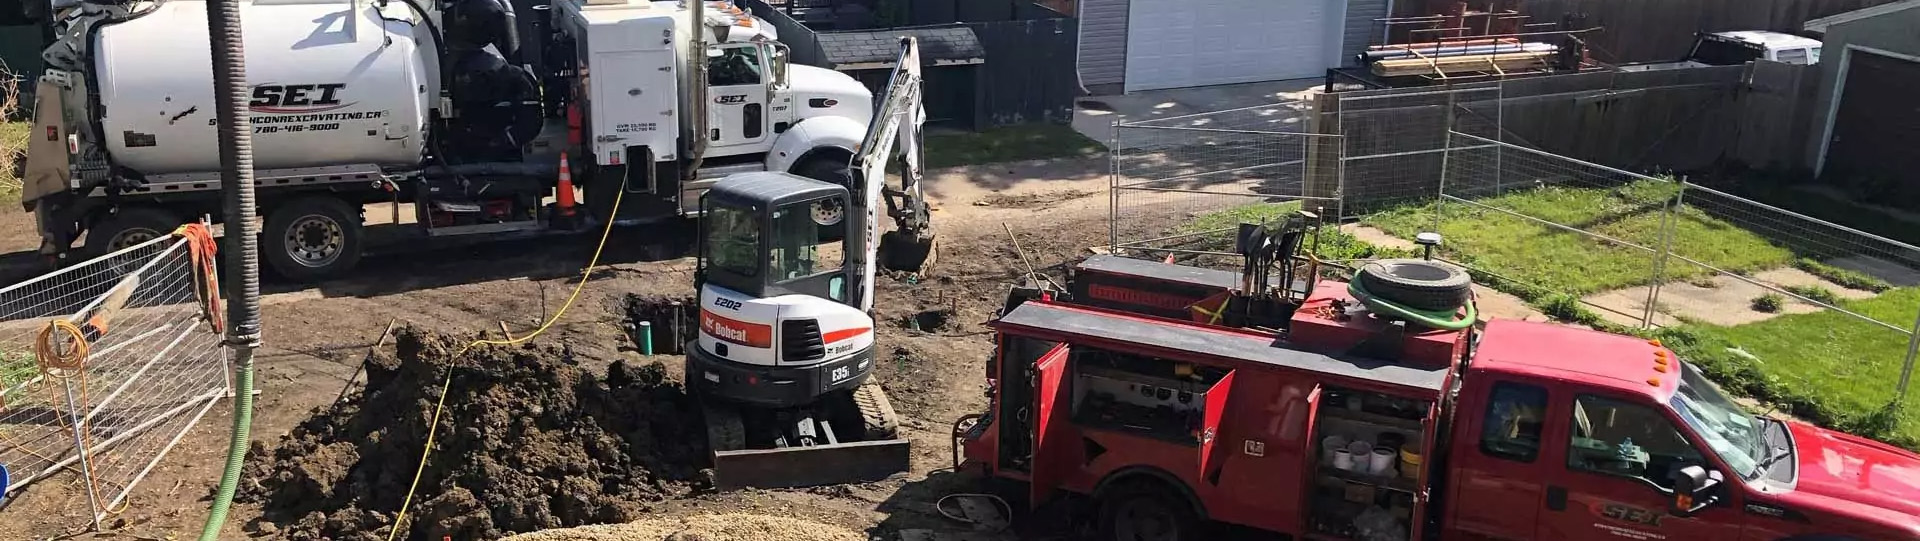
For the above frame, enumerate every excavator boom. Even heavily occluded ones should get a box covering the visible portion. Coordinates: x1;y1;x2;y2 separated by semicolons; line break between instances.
850;37;937;314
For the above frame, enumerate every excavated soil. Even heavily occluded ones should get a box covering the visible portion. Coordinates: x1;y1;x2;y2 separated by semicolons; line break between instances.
237;326;708;541
501;514;865;541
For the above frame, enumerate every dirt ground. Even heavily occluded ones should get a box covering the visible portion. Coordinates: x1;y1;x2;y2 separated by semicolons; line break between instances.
0;157;1140;540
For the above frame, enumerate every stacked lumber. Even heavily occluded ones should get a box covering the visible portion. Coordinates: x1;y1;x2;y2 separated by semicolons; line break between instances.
1370;51;1555;77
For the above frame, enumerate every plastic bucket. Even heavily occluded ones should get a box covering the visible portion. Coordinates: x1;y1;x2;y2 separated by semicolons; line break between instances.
1321;435;1349;466
1333;449;1356;471
1399;444;1423;479
1370;447;1397;475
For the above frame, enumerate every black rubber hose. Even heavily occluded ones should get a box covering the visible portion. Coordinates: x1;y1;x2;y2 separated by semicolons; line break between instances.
391;0;450;91
197;0;260;536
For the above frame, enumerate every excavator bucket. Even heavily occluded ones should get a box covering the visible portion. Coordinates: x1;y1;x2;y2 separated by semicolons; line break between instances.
880;230;937;273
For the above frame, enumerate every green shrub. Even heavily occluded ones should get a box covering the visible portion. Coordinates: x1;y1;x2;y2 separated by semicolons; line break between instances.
1783;284;1840;306
1751;293;1784;313
1794;259;1892;292
1536;293;1603;326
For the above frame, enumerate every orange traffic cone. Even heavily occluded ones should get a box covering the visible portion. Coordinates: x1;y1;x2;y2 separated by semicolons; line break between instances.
557;152;578;218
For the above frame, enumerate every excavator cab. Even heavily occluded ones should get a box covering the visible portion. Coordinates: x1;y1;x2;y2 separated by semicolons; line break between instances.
696;172;854;307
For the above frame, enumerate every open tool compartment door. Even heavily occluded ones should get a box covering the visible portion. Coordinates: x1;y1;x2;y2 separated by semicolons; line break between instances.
1029;345;1072;507
1198;369;1238;481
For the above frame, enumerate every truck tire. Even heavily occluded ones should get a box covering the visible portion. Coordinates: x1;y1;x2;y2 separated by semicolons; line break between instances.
265;196;363;282
853;382;900;441
1096;479;1199;541
1355;258;1473;312
85;206;182;259
794;157;852;242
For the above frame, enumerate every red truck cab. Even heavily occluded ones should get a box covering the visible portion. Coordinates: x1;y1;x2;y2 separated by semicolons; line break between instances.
956;255;1920;541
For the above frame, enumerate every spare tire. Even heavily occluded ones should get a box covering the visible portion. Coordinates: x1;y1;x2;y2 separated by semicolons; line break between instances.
1356;259;1472;312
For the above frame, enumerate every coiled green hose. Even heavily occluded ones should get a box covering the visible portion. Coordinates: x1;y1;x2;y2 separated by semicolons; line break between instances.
1346;278;1478;331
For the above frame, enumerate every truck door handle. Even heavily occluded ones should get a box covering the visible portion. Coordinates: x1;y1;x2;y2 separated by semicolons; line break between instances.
1546;485;1568;511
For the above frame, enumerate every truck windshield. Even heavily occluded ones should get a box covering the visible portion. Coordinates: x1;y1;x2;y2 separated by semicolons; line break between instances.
1669;361;1763;477
705;202;761;278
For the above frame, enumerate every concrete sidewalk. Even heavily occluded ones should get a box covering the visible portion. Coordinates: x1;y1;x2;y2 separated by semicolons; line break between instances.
1070;78;1326;145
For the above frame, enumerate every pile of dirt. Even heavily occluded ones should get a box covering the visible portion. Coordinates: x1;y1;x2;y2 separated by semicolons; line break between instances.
239;326;708;541
500;514;865;541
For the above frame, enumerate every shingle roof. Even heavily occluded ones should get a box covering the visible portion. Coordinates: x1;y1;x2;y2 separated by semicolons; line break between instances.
818;25;985;67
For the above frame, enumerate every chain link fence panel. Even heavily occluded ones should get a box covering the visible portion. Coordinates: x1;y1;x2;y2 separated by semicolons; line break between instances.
0;233;228;527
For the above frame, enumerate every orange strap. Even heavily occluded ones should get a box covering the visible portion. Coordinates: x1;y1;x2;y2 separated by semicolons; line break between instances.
173;223;225;335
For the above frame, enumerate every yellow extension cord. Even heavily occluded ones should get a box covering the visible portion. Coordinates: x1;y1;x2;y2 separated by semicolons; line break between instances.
385;171;625;541
35;319;134;516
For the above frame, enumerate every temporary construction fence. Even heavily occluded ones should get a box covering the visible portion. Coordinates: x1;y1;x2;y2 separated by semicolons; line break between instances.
1107;101;1343;257
0;229;228;528
1330;86;1502;214
1435;129;1920;404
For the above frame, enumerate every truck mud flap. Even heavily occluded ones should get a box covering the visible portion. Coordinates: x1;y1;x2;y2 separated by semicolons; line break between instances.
711;438;911;490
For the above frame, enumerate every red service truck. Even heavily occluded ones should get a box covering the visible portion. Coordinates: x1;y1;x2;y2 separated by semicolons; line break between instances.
955;221;1920;541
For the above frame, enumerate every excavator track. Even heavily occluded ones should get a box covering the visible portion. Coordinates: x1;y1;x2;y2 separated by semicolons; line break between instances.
852;382;900;440
704;404;747;452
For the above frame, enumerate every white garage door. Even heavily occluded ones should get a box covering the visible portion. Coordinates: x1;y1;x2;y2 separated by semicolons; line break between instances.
1124;0;1346;92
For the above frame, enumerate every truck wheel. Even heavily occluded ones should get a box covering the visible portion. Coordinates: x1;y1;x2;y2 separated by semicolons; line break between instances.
794;157;852;241
704;404;747;452
85;206;181;258
1097;481;1198;541
853;382;900;441
265;196;363;282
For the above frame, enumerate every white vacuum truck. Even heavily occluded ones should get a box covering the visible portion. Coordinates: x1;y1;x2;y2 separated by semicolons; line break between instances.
20;0;881;280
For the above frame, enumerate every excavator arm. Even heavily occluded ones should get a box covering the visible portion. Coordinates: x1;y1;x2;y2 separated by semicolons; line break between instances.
848;37;937;313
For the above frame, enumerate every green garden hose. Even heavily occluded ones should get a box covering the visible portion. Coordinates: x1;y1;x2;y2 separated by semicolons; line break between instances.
1346;278;1478;331
199;363;252;541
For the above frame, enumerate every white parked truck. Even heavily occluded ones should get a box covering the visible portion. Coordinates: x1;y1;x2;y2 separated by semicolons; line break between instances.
20;0;880;280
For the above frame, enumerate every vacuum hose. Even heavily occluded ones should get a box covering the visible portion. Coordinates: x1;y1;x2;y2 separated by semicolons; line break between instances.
197;0;263;535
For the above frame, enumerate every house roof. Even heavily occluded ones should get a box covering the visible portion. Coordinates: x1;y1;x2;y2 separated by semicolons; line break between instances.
818;25;985;68
1805;0;1920;34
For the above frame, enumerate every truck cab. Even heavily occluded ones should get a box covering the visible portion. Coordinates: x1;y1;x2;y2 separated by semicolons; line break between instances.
1620;31;1822;72
959;253;1920;541
1445;320;1920;541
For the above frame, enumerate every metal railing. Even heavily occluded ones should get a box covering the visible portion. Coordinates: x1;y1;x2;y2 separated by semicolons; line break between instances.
1107;102;1342;257
1437;130;1920;403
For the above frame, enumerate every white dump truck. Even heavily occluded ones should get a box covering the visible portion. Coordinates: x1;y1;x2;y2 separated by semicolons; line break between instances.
21;0;881;280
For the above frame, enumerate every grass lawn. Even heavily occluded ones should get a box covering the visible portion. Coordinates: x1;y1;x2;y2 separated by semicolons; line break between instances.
1668;288;1920;448
925;123;1105;169
0;350;35;391
2;120;25;200
1367;181;1794;296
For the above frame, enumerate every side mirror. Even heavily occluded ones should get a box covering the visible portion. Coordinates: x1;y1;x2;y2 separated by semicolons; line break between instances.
771;43;792;88
1668;465;1723;517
